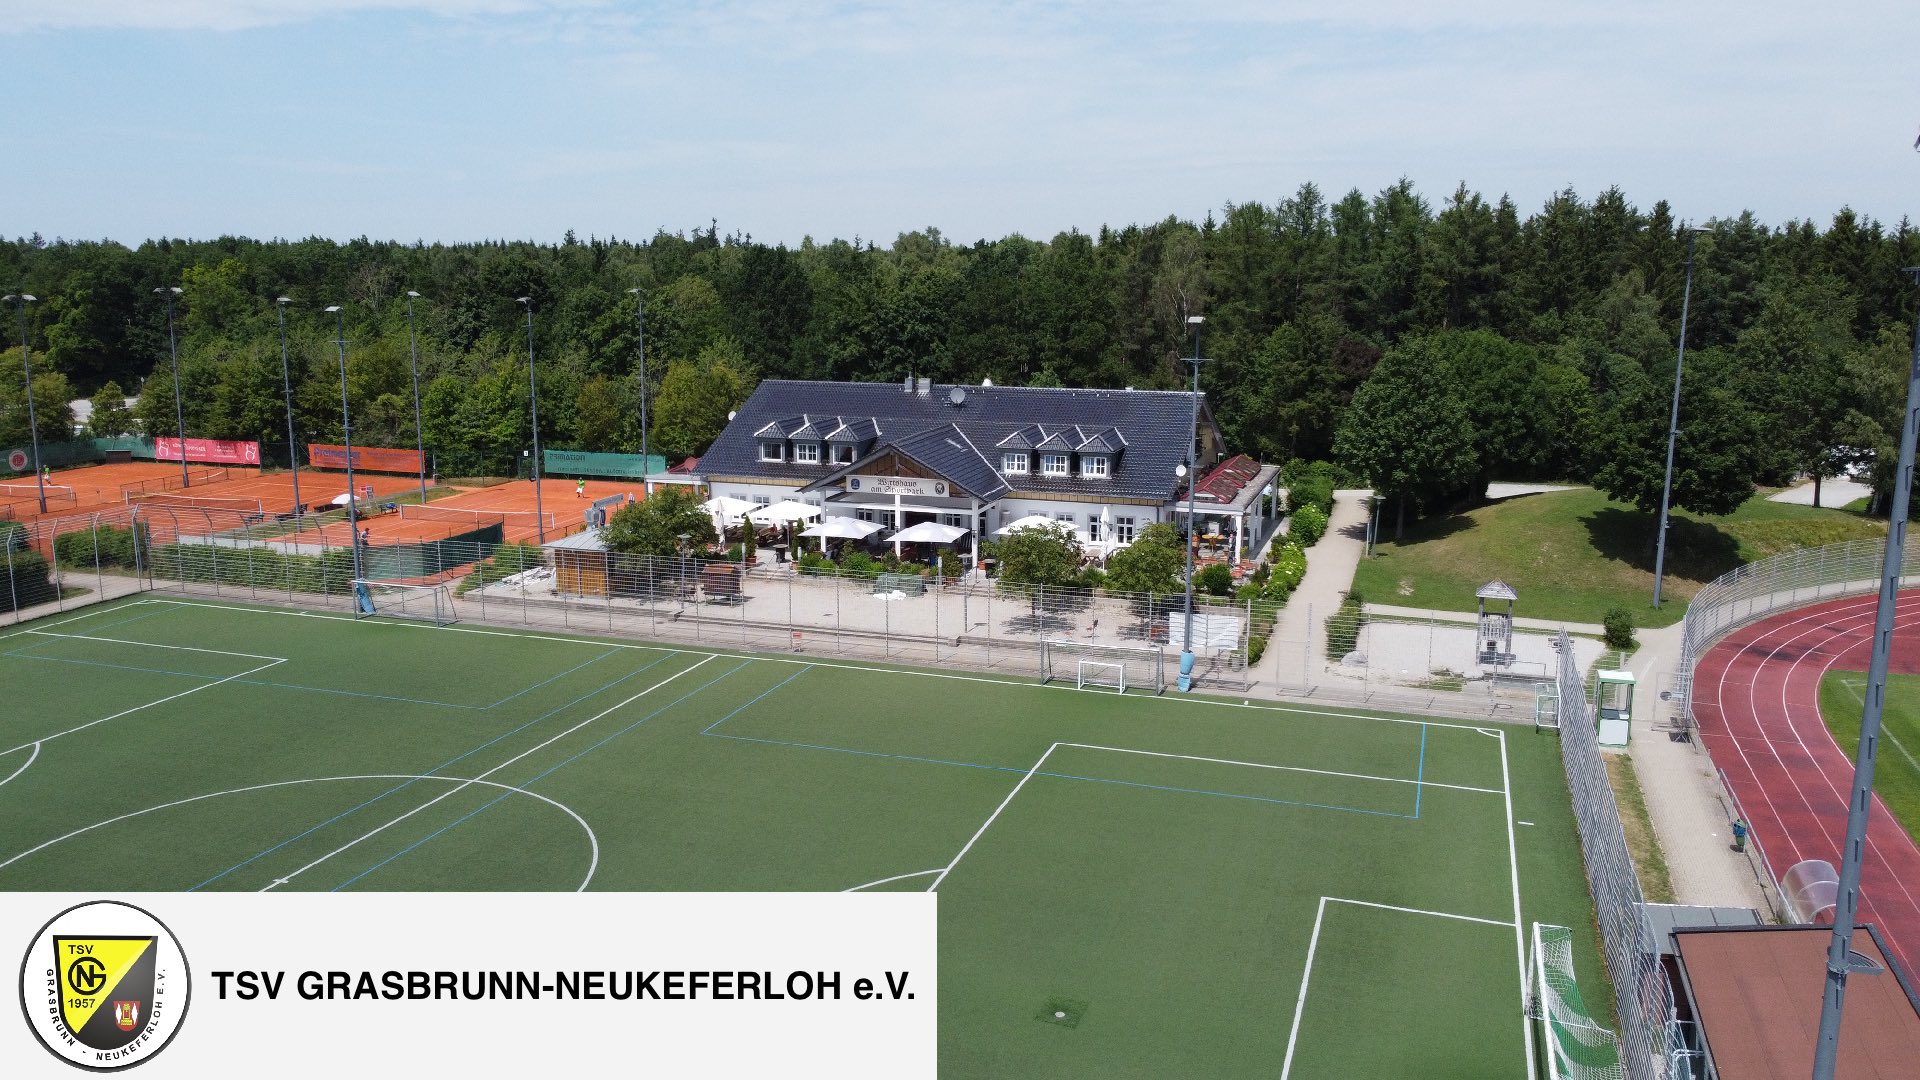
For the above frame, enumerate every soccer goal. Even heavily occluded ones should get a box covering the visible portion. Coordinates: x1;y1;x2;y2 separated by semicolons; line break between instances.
351;580;458;627
1039;639;1166;695
1529;922;1624;1080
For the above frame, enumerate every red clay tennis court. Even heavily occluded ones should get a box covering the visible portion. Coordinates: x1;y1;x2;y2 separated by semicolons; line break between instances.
416;479;646;543
2;462;243;521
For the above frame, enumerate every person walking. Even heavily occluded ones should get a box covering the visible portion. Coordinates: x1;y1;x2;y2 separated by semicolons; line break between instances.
576;478;586;499
1730;817;1749;853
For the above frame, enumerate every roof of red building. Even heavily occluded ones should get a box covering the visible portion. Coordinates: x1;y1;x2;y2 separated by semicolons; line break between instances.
1192;454;1262;504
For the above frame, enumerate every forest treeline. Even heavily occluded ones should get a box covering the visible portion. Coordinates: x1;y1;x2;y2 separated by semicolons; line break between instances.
3;180;1918;518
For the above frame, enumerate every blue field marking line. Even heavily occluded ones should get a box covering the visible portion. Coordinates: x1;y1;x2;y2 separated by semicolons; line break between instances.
2;645;494;711
1415;723;1428;819
480;648;622;709
186;651;682;891
699;665;814;735
328;658;758;891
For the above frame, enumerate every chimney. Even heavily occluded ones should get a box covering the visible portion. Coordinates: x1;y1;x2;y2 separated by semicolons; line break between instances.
903;373;913;393
916;377;931;397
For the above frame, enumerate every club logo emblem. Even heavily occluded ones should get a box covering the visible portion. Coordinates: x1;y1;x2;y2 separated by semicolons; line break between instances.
17;901;190;1071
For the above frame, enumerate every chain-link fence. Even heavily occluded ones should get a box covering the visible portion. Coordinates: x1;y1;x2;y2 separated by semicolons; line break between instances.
1555;628;1681;1080
0;505;1260;688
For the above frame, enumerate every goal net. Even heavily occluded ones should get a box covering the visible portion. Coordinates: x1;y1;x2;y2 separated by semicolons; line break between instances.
1039;639;1165;695
351;580;458;627
1530;922;1624;1080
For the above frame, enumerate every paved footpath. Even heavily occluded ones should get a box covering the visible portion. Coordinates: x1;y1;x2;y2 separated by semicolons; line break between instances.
1269;488;1372;685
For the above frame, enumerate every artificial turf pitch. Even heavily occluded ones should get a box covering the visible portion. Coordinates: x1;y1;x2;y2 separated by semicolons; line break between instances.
1;596;1607;1078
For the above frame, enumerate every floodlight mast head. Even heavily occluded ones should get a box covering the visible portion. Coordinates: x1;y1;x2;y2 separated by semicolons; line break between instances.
276;296;292;305
406;290;420;298
323;305;342;313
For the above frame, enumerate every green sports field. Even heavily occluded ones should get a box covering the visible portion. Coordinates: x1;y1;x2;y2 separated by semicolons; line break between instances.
1820;670;1920;846
1;596;1607;1078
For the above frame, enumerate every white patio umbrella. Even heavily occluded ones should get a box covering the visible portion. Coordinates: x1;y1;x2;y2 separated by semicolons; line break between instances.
701;495;757;522
745;500;822;523
992;513;1059;535
890;521;968;544
328;492;356;506
798;516;886;551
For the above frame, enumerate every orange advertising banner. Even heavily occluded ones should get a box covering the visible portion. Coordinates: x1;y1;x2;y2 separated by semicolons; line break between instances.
307;444;424;474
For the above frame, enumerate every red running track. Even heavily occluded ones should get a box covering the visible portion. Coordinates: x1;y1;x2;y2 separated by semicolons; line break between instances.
1692;591;1920;976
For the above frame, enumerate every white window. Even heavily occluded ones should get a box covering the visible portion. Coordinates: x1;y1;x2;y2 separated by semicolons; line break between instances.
855;508;879;523
940;513;967;529
1002;453;1029;475
804;497;822;508
752;495;771;507
759;441;784;463
1054;511;1075;525
1113;516;1137;544
1081;455;1109;478
1041;453;1071;477
1088;517;1104;542
794;442;821;464
831;443;856;465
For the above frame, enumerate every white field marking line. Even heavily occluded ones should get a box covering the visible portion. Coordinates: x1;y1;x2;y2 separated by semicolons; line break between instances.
1279;895;1328;1080
24;628;286;663
926;742;1062;893
259;654;716;892
1058;742;1503;796
1278;896;1517;1079
1;657;285;758
0;743;40;789
145;598;1497;733
844;868;944;892
1499;730;1538;1080
1323;895;1513;927
0;601;142;642
0;775;599;890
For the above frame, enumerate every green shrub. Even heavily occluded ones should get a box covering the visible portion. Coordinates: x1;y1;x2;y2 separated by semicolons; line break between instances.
1325;591;1367;660
1264;542;1308;603
1289;504;1329;547
938;550;966;579
839;550;880;578
54;523;148;570
149;541;360;596
1247;634;1267;666
1603;606;1637;652
0;546;53;611
1281;460;1337;516
1075;566;1106;590
1196;563;1235;596
797;549;833;572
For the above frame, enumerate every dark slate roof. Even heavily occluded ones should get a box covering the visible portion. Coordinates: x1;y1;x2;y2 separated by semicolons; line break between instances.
802;423;1009;500
704;380;1216;502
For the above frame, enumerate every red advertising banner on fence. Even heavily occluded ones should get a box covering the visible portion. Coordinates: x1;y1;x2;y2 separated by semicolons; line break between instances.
155;437;260;465
307;443;425;474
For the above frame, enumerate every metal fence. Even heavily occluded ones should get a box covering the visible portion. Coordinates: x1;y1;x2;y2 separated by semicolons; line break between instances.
1678;534;1917;711
1555;628;1679;1080
0;505;1259;688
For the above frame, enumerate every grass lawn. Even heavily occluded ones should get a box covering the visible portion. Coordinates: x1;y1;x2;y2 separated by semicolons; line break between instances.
1351;488;1885;629
1819;670;1920;847
1;595;1608;1079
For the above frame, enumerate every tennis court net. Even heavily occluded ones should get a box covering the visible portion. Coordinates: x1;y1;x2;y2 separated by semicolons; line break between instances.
397;503;557;531
128;491;265;516
120;469;230;498
0;483;78;507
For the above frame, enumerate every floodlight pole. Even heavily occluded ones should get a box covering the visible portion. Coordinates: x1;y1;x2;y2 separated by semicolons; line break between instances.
1809;269;1920;1080
1653;227;1706;609
325;305;364;587
1180;315;1205;691
155;286;189;488
627;287;649;492
405;291;427;503
4;293;45;514
518;297;546;546
274;297;302;530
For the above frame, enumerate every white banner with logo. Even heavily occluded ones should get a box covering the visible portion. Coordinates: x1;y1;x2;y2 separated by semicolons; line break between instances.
3;893;934;1077
846;475;948;498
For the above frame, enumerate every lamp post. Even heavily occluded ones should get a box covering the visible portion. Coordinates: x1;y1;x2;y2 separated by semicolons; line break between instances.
1180;314;1205;691
1652;226;1708;609
3;293;45;514
404;291;427;502
154;286;189;488
625;287;650;493
274;297;302;531
323;305;364;588
517;297;546;546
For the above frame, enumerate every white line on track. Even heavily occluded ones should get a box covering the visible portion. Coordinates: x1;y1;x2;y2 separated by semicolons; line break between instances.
1059;741;1501;795
24;628;284;662
1499;730;1537;1080
0;775;599;890
926;742;1060;892
259;655;715;891
1;656;285;758
0;742;40;789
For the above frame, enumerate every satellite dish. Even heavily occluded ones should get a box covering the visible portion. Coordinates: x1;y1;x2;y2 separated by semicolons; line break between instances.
948;386;966;406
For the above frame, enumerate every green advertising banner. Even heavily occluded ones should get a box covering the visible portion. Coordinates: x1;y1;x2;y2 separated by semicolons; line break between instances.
542;450;666;479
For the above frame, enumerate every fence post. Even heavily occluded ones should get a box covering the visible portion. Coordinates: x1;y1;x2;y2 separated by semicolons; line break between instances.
4;540;18;622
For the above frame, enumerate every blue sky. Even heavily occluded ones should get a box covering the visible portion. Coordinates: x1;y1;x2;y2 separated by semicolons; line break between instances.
4;1;1916;247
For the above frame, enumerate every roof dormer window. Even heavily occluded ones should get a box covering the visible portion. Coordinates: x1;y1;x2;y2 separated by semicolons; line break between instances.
759;441;785;463
1041;453;1071;477
793;442;821;464
1081;455;1109;478
1002;452;1029;475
